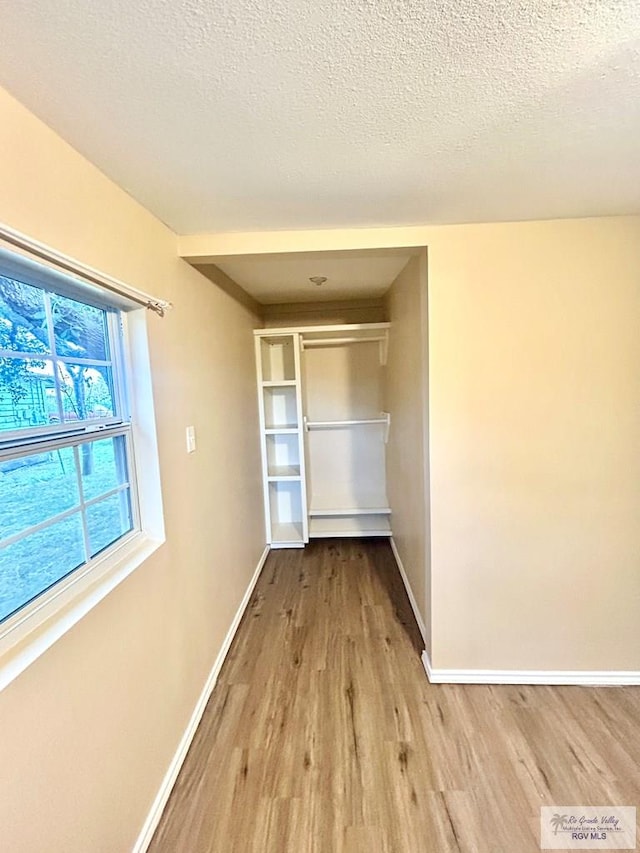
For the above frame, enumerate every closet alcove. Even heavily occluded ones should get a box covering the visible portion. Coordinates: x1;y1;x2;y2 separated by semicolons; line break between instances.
254;323;391;548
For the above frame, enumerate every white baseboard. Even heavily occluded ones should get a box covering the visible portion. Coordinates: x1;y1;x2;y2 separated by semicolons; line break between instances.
387;553;640;688
421;649;640;686
132;545;270;853
389;537;427;646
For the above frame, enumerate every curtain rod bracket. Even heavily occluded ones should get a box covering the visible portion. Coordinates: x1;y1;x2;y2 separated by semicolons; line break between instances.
0;220;172;317
146;300;172;317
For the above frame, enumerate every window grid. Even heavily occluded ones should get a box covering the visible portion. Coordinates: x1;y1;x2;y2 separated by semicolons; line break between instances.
0;287;125;444
0;272;139;627
0;478;132;552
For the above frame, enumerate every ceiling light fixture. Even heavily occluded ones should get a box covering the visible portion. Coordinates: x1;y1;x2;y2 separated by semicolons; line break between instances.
309;276;327;287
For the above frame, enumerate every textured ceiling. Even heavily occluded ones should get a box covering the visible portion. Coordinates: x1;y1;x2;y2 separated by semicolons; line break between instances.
0;1;639;235
215;250;413;304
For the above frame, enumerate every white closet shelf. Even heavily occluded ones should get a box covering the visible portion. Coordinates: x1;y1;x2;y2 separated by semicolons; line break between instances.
255;322;389;337
262;379;297;387
308;515;391;538
271;521;305;545
309;530;392;538
309;505;391;517
264;425;299;434
267;464;301;478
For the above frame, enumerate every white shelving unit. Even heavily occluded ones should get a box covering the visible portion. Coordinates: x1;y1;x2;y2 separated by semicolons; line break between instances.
255;333;308;548
255;323;392;546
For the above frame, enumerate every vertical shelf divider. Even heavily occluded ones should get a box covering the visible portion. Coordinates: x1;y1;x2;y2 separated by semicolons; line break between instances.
254;331;308;548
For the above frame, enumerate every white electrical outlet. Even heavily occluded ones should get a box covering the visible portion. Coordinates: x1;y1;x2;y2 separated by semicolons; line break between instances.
186;425;196;453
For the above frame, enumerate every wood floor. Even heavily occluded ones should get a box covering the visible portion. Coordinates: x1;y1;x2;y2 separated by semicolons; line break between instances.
149;540;640;852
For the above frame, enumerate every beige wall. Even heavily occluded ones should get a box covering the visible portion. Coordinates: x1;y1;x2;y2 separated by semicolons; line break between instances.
384;254;431;652
428;218;640;670
186;215;640;673
0;86;265;851
2;87;639;853
262;298;386;327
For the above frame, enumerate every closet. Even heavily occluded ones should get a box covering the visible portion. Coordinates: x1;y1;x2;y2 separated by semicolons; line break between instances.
254;323;390;548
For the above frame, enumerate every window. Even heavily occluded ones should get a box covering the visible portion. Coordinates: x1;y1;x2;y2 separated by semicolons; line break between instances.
0;265;138;625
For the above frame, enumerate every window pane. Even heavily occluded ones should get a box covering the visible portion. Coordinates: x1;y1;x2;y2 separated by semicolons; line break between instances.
0;513;86;622
57;363;115;423
0;447;79;541
0;277;51;355
51;293;110;361
80;435;129;500
0;263;138;626
86;490;132;557
0;357;58;431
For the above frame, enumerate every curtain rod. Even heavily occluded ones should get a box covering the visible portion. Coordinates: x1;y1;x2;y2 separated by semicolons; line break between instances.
0;221;172;317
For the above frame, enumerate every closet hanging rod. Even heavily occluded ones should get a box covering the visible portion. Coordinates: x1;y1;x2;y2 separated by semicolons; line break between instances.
301;336;386;348
304;412;391;442
305;417;386;427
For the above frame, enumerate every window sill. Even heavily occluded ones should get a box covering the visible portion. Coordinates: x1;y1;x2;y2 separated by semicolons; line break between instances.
0;531;165;692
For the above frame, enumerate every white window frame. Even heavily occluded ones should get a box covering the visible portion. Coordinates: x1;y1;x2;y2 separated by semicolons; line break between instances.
0;248;165;690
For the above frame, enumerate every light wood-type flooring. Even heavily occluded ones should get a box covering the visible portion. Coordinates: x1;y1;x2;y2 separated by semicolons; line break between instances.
149;539;640;852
